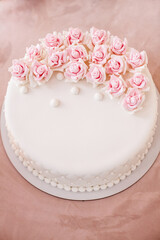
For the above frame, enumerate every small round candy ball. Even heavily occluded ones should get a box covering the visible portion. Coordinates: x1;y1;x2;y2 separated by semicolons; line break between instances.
56;72;64;81
94;92;104;101
70;86;80;95
20;86;28;94
50;98;60;108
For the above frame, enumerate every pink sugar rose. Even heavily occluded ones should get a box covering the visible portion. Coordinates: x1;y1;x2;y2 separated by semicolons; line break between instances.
67;45;88;61
91;45;110;65
44;32;63;49
128;73;149;91
90;27;109;46
104;75;126;98
126;48;148;69
25;44;45;62
48;49;67;69
64;59;87;82
29;60;52;87
86;64;106;87
66;28;83;45
123;88;145;112
111;36;127;55
9;59;29;84
105;56;127;75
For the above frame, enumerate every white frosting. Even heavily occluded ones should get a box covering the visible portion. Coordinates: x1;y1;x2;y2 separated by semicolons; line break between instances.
70;86;80;95
4;67;158;191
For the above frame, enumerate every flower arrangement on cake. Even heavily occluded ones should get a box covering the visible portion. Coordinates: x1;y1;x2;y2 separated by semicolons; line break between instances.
9;27;149;113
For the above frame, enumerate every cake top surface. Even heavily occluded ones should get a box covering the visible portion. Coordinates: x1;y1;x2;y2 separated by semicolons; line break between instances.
8;27;150;113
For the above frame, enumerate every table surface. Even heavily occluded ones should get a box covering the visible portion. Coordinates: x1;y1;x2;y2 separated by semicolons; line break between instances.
0;0;160;239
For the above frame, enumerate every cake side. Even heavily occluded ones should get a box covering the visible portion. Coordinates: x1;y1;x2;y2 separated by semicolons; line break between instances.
6;119;157;192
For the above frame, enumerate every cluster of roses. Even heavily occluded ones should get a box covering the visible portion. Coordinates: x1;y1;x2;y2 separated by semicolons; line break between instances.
9;27;149;112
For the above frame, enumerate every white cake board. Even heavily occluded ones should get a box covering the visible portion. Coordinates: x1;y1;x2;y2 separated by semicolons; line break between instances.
1;93;160;200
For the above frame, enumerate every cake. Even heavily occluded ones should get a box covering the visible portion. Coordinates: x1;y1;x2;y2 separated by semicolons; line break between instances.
4;27;158;192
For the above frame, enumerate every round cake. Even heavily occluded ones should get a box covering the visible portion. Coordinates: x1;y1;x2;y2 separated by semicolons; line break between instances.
4;27;158;192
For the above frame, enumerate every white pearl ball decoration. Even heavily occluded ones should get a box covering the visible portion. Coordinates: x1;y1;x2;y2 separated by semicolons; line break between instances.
50;98;60;108
56;72;64;81
20;86;28;94
70;86;80;95
94;92;104;101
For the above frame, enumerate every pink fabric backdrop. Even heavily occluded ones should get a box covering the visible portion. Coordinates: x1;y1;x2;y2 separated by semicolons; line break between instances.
0;0;160;239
